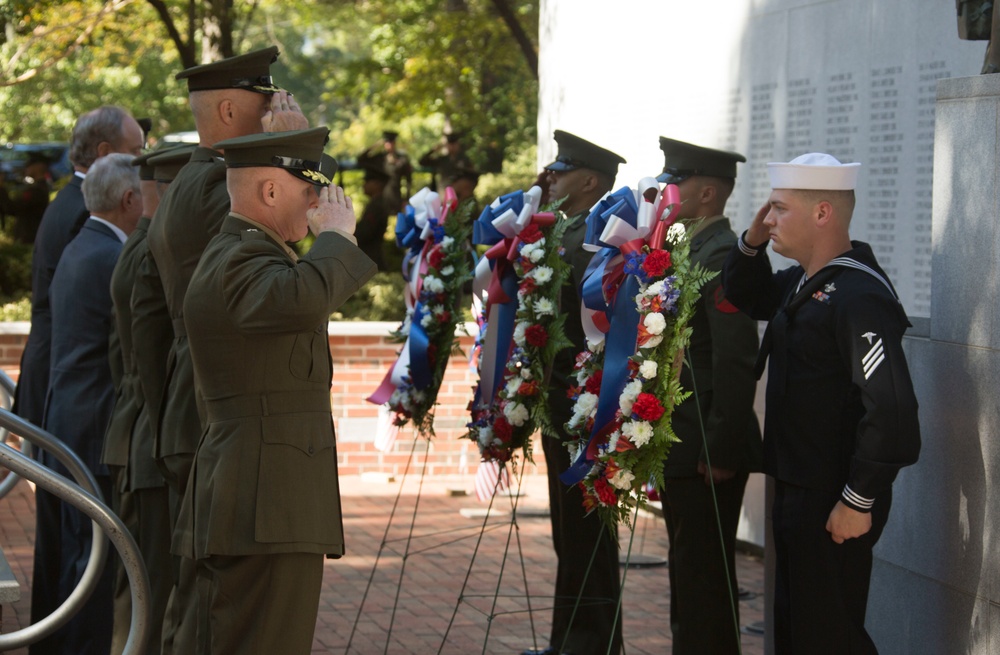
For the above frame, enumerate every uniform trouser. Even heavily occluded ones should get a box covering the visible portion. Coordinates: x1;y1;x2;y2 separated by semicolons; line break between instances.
661;472;749;655
111;482;173;655
195;552;324;655
159;452;197;655
772;481;891;655
540;432;623;655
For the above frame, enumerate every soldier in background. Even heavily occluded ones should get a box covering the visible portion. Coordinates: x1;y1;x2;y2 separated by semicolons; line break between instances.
418;130;474;192
354;160;392;270
359;130;412;212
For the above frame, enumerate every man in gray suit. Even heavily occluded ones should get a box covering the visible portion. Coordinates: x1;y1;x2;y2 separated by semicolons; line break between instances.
40;153;142;654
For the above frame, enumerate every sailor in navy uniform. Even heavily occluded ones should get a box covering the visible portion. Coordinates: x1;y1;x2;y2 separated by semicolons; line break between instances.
721;153;921;655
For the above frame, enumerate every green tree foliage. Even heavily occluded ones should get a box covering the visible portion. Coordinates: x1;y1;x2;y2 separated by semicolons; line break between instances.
0;0;541;318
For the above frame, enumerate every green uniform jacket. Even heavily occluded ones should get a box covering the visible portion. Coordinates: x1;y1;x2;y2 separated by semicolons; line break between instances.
145;147;230;460
665;217;763;476
175;215;376;558
130;245;172;484
103;216;163;490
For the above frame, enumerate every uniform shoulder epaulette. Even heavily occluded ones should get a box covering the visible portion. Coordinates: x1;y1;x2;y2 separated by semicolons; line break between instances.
240;228;267;241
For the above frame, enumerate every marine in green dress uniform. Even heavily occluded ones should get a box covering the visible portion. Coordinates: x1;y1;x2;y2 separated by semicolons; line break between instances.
655;137;763;655
133;46;308;654
104;145;194;655
531;130;626;655
176;127;376;655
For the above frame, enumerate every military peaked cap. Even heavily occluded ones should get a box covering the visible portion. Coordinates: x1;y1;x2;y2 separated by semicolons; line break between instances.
214;127;338;186
131;149;160;182
544;130;626;179
657;137;746;184
176;46;283;95
147;144;197;183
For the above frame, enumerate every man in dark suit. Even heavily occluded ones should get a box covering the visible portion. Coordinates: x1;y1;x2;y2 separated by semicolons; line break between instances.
104;145;194;655
131;46;308;654
531;130;626;655
16;107;144;654
655;138;762;654
39;153;142;654
176;127;375;654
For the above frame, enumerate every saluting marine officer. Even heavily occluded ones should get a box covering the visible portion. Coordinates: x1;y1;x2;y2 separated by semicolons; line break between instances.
175;127;375;654
132;46;308;654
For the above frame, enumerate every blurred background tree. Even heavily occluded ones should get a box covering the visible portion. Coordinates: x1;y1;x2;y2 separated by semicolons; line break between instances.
0;0;540;320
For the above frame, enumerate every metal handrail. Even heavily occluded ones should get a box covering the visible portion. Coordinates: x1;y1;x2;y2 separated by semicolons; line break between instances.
0;369;28;499
0;408;150;654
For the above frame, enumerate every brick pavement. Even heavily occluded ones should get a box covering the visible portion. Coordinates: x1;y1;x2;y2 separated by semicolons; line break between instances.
0;470;766;654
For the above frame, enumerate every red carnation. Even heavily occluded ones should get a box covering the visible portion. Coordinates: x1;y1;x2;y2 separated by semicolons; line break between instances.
519;223;544;244
642;250;672;277
632;392;665;421
585;370;603;395
428;246;445;270
593;477;618;506
427;343;438;364
525;324;549;348
437;310;452;324
493;416;513;443
518;380;540;396
519;277;538;295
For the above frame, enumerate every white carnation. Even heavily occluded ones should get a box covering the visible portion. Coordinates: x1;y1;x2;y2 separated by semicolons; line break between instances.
607;429;621;454
646;280;665;298
531;266;553;284
528;247;545;263
640;335;664;349
441;236;455;248
609;468;636;490
588;339;605;354
478;426;494;448
619;379;643;416
639;360;658;380
533;297;555;316
644;312;667;335
424;276;445;293
622;420;654;447
505;377;522;397
504;402;530;426
513;321;528;347
440;265;454;277
420;312;433;328
666;223;686;244
575;392;598;417
520;366;533;380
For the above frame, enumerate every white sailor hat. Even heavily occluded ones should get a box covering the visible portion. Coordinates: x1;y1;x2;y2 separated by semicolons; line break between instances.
767;153;861;191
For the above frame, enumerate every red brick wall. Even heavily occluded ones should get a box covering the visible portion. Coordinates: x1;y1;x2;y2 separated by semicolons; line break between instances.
0;322;548;478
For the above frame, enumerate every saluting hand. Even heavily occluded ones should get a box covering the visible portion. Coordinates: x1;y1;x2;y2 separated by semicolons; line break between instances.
262;91;310;132
307;185;356;237
825;500;872;544
745;201;771;248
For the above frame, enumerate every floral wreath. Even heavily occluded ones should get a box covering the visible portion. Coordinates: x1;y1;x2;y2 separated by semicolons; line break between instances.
367;186;475;437
563;180;717;527
465;186;574;469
